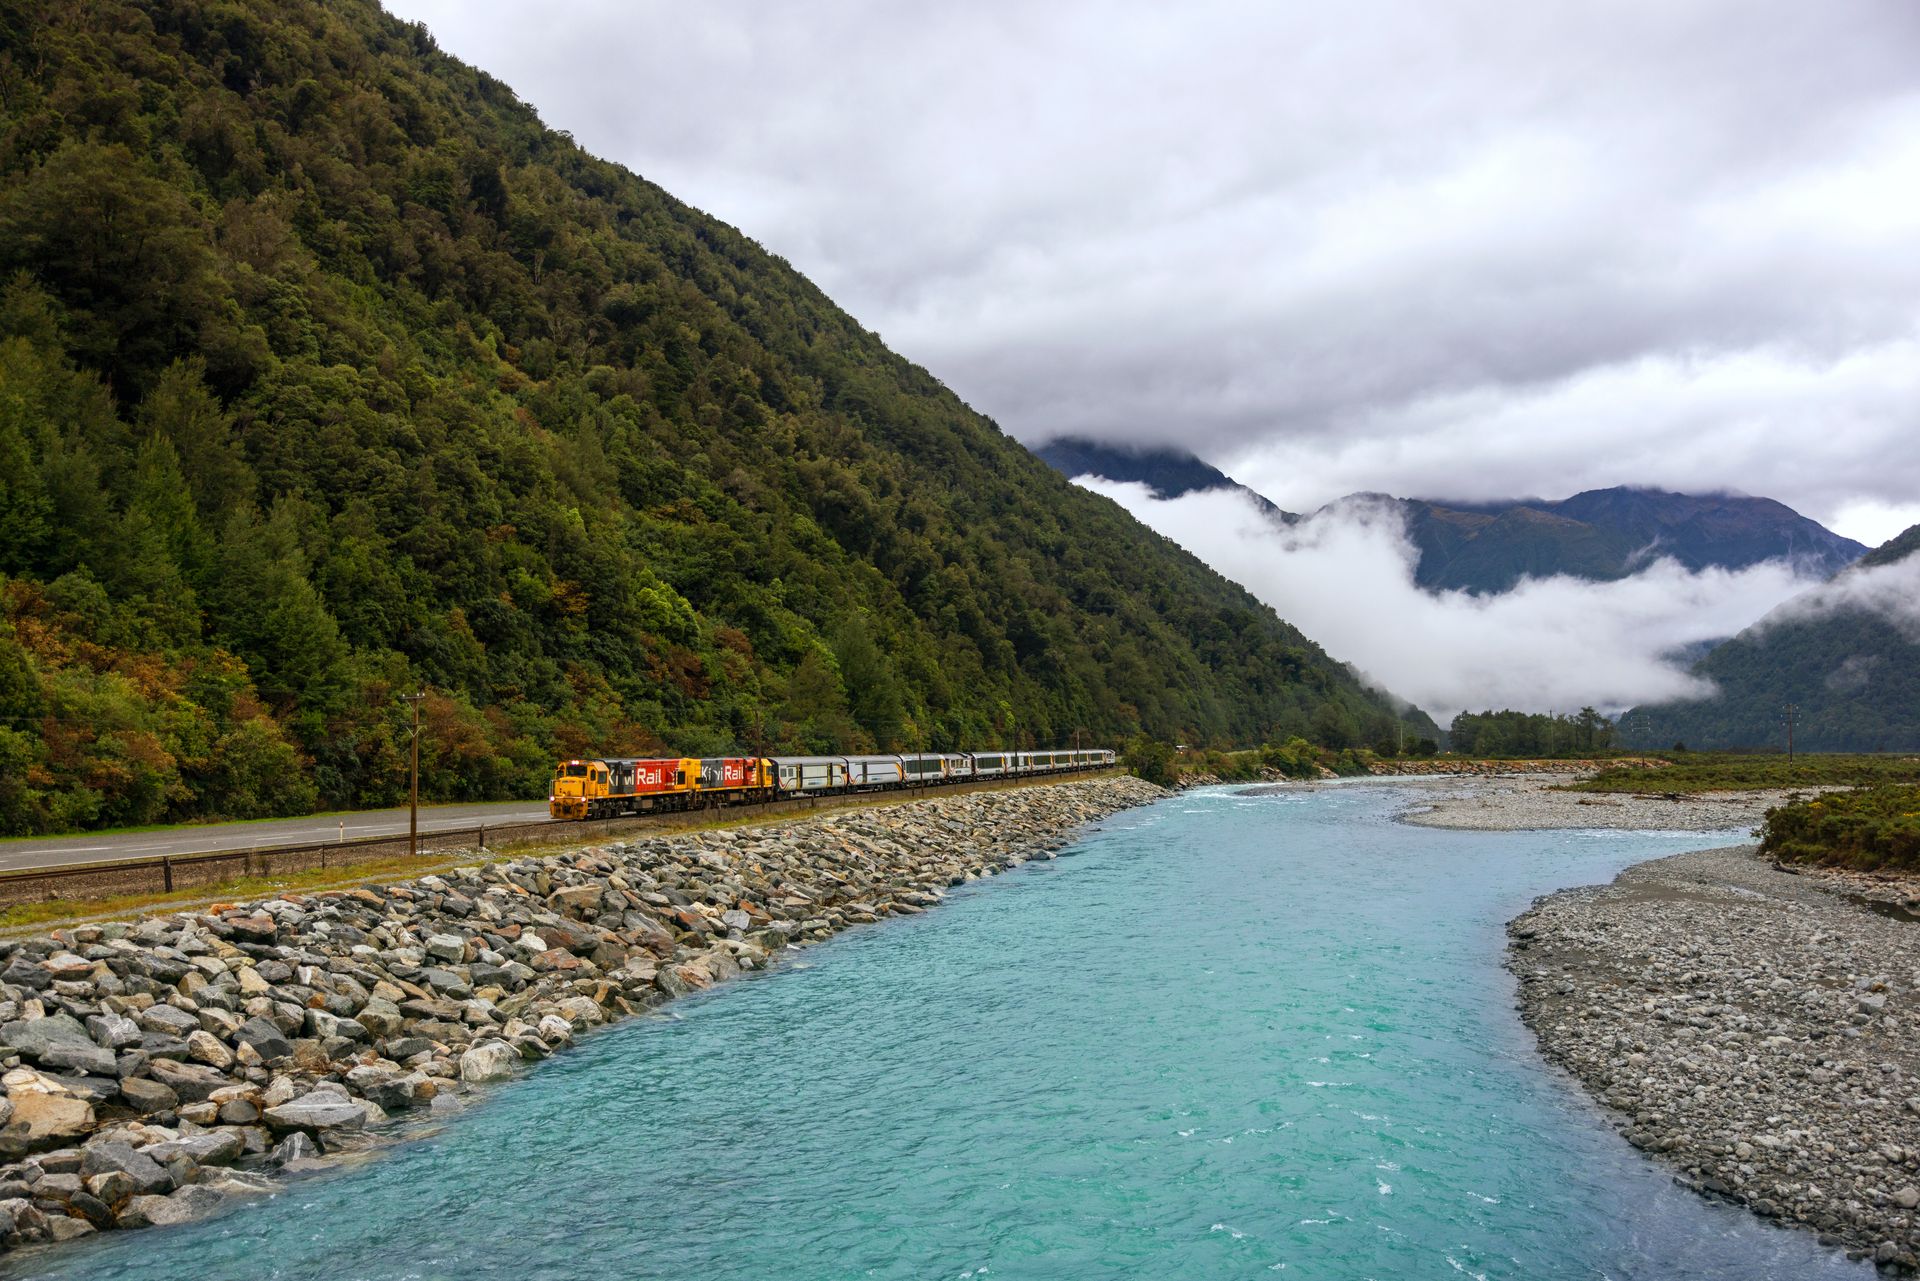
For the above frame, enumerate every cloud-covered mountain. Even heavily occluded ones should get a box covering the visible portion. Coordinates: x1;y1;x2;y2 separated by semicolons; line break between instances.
1395;488;1865;593
1033;437;1289;517
1622;526;1920;752
1036;441;1864;594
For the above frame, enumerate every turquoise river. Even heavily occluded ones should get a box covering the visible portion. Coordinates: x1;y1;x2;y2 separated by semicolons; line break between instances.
6;783;1871;1279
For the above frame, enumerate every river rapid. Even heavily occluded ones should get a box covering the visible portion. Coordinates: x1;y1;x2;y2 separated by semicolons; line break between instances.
10;782;1868;1280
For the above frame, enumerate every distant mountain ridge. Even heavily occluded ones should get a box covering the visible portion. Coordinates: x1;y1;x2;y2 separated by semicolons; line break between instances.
1621;524;1920;752
1034;438;1866;594
1032;438;1287;517
1397;488;1866;594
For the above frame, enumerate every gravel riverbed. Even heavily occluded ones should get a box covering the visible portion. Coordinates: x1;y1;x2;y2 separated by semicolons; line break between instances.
1400;774;1823;832
0;775;1161;1258
1511;844;1920;1273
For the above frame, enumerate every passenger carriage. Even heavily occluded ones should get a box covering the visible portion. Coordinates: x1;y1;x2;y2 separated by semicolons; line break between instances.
771;756;851;794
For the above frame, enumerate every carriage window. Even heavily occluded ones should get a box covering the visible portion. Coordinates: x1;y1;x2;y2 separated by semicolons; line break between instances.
562;764;588;778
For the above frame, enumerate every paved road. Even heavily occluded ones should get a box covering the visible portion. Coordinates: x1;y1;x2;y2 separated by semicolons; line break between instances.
0;800;553;872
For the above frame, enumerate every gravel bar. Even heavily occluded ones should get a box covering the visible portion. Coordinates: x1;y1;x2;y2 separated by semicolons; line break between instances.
1511;844;1920;1273
1401;775;1821;832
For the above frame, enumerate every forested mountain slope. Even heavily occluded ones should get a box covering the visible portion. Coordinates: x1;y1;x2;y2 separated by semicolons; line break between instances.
0;0;1428;833
1622;525;1920;752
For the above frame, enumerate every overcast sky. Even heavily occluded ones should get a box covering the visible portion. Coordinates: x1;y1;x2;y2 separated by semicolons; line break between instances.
390;0;1920;545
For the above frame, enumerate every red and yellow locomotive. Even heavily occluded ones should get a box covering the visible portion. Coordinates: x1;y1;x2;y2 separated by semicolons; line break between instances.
548;756;775;820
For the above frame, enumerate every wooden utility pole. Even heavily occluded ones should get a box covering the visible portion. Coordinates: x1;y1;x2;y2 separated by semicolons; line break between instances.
403;690;426;858
1784;702;1798;763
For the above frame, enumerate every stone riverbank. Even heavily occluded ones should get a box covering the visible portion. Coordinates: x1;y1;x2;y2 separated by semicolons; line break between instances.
1511;845;1920;1273
0;775;1163;1256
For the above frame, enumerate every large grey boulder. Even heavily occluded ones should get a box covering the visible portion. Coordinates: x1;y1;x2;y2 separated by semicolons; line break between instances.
85;1013;143;1050
265;1131;320;1167
39;1041;119;1078
356;998;403;1038
0;957;51;990
144;1058;231;1103
344;1066;433;1112
116;1183;228;1229
262;1092;367;1133
458;1040;517;1084
135;1005;199;1037
141;1130;242;1166
231;1017;293;1062
0;1014;94;1062
0;1196;48;1238
303;1010;366;1042
116;1077;180;1114
79;1140;172;1196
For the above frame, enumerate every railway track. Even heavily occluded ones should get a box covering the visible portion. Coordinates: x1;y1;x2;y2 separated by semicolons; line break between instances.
0;768;1121;910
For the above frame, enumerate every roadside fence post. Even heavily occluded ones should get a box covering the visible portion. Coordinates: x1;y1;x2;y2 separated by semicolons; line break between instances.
161;857;173;894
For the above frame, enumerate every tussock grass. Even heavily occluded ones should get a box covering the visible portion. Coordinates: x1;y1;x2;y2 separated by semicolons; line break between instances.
1568;754;1920;795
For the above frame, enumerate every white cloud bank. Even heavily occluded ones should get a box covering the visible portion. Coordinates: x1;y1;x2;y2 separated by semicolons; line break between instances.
1077;478;1820;723
1750;555;1920;645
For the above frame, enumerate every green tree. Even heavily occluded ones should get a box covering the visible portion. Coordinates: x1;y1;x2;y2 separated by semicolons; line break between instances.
1124;734;1177;786
137;360;257;520
832;612;906;749
206;504;350;729
779;649;862;752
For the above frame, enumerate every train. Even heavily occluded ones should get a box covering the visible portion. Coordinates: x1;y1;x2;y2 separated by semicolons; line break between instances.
548;748;1117;820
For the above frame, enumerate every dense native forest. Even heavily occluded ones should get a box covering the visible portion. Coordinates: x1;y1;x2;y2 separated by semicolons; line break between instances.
0;0;1432;834
1445;708;1616;757
1622;525;1920;754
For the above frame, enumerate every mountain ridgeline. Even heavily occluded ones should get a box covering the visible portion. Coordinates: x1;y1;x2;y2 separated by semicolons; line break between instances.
1401;489;1866;594
1033;438;1286;517
0;0;1433;835
1035;437;1865;594
1622;525;1920;753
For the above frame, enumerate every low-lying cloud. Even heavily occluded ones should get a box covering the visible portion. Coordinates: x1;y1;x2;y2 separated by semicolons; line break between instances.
1746;555;1920;645
1077;478;1820;723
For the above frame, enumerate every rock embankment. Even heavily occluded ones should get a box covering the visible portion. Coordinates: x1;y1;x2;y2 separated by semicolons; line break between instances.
0;775;1161;1254
1511;845;1920;1273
